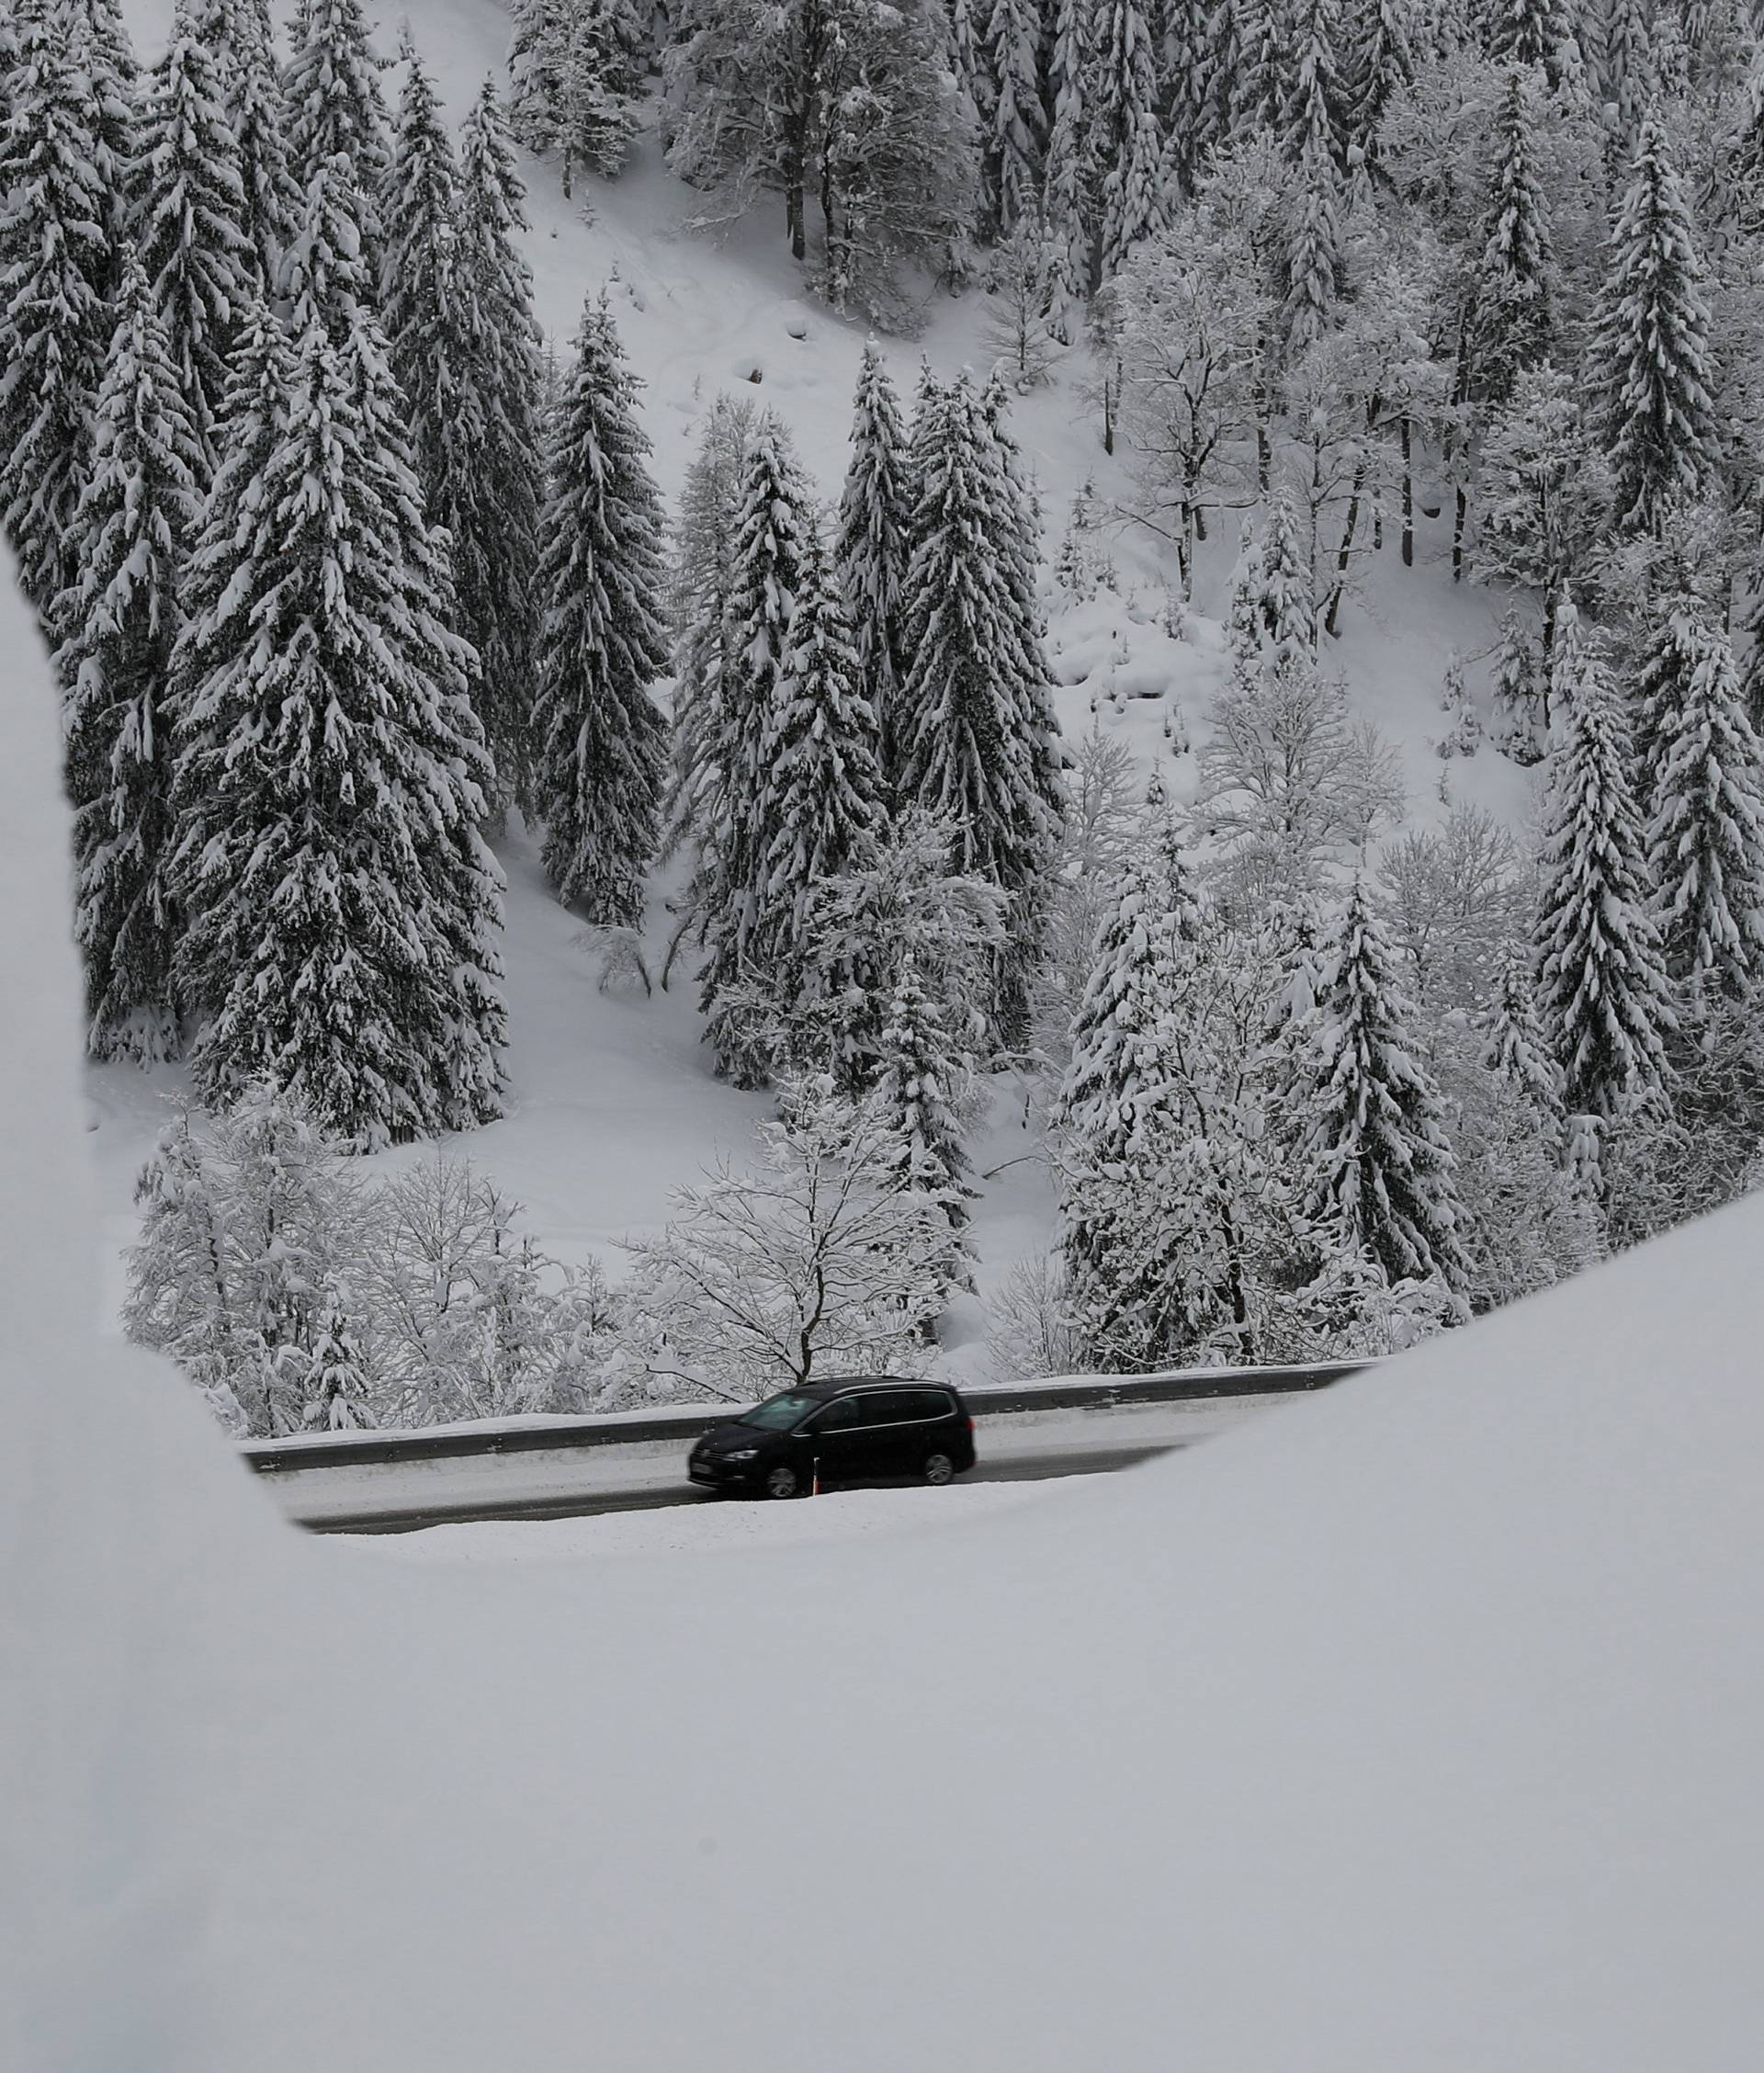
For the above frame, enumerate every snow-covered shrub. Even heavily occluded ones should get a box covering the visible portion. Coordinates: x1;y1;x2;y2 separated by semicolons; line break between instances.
986;1254;1089;1381
124;1089;365;1438
615;1077;956;1399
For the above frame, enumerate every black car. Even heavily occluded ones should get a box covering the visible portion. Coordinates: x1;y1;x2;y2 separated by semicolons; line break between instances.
687;1377;978;1500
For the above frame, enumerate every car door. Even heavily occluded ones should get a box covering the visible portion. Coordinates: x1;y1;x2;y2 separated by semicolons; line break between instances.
854;1388;922;1479
797;1394;865;1485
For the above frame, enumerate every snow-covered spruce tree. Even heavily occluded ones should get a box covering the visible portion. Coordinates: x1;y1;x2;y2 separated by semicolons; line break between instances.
53;255;205;1063
980;0;1045;235
1533;609;1674;1119
1038;0;1093;335
0;6;111;625
66;0;140;283
1283;130;1342;357
508;0;647;190
871;950;975;1294
1483;0;1570;77
753;527;885;1012
1340;0;1413;153
1589;115;1721;535
1086;0;1169;285
665;391;759;866
699;413;819;1082
1599;0;1655;164
1281;0;1348;167
1643;615;1764;1020
135;6;254;468
897;372;1062;1043
283;0;393;284
1463;64;1555;408
381;44;464;469
1295;879;1469;1292
1490;610;1546;763
304;1292;373;1429
836;344;913;787
1485;941;1566;1122
171;307;506;1146
530;292;671;926
193;0;300;300
452;80;547;806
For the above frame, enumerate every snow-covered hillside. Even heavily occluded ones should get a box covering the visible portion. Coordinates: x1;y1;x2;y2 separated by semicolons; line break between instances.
7;547;1764;2068
93;0;1540;1363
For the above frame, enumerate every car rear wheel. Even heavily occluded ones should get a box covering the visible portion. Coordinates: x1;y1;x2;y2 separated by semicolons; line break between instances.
763;1464;803;1500
922;1451;956;1487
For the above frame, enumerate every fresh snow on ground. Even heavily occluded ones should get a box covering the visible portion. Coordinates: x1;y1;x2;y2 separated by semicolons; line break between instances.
87;0;1544;1367
348;1473;1078;1561
7;552;1764;2067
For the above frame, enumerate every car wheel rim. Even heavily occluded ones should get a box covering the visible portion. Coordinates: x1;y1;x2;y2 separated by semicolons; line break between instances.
766;1468;797;1499
924;1454;954;1486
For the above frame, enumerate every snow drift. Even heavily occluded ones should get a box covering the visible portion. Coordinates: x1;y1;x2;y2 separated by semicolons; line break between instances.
6;554;1764;2072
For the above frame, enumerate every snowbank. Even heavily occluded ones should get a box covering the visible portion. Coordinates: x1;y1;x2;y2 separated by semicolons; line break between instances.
6;556;1764;2069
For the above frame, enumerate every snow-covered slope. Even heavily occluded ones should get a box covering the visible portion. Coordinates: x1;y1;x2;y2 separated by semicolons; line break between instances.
6;552;1764;2068
92;0;1547;1352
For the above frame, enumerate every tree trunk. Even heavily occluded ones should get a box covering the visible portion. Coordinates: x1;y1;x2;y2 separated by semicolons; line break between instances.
1453;484;1466;583
1401;415;1414;568
1325;459;1368;639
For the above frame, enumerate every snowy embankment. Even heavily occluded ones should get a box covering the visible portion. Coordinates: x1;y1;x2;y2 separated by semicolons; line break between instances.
95;0;1534;1369
8;549;1764;2069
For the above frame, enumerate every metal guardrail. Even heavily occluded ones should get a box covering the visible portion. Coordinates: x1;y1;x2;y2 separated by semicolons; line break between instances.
241;1361;1365;1478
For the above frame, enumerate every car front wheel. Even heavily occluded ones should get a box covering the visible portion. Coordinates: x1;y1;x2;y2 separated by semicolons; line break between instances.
922;1451;956;1487
763;1463;803;1500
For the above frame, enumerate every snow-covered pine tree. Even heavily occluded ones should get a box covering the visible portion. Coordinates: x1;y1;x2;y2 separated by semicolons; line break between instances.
442;82;546;809
67;0;140;287
1283;127;1342;356
1464;63;1555;406
1261;493;1317;653
1039;0;1093;334
898;373;1062;1041
1631;594;1714;787
1643;614;1764;1018
193;0;300;300
1484;0;1569;76
982;0;1046;234
1490;608;1546;764
754;526;885;1003
666;391;758;862
871;950;976;1290
1533;607;1674;1117
530;292;671;926
171;300;506;1146
283;0;393;286
1590;114;1721;534
1599;0;1655;164
699;413;819;1082
135;6;254;468
1053;821;1203;1142
1340;0;1412;153
304;1291;373;1429
1282;0;1348;166
0;6;111;624
836;344;913;787
1295;878;1469;1289
1485;942;1565;1121
1086;0;1169;285
53;255;205;1063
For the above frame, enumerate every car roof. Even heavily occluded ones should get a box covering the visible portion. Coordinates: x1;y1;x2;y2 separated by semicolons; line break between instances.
806;1376;959;1398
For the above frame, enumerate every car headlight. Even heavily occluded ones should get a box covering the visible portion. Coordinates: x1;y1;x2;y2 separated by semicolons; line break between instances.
721;1447;759;1462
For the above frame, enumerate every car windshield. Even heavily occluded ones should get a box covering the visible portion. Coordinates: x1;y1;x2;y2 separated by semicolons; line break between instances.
739;1392;820;1432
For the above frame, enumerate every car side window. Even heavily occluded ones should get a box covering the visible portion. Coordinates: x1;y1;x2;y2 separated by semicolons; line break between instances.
910;1389;954;1421
805;1397;860;1433
863;1390;921;1424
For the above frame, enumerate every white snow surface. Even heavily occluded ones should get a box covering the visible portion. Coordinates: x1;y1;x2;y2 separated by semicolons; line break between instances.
6;561;1764;2067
